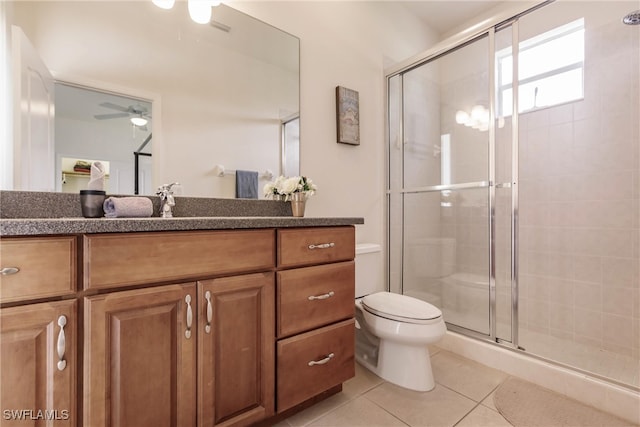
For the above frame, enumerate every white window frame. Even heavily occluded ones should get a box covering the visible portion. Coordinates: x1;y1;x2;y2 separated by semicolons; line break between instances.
497;18;585;117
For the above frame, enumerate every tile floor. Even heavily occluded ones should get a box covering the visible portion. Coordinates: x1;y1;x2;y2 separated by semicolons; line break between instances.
276;347;514;427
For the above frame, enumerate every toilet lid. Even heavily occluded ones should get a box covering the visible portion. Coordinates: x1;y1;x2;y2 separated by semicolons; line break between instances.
361;292;442;324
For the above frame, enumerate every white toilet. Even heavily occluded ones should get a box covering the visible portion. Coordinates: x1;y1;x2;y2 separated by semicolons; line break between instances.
355;244;446;391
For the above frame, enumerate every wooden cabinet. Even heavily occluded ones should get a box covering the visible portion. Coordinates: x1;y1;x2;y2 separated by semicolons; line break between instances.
275;227;356;412
0;299;77;426
83;231;277;427
1;225;356;426
0;235;78;426
83;284;196;427
198;273;274;427
0;236;76;303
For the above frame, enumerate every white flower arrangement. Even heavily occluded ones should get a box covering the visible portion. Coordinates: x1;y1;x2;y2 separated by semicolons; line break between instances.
263;176;317;201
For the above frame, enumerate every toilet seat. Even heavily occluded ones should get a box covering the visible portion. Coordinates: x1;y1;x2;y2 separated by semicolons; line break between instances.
361;292;442;325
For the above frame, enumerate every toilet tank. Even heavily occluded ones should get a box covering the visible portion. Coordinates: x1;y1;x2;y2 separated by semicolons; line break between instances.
355;243;383;298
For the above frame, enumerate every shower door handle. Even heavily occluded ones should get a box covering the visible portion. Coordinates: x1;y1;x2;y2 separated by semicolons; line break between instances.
495;182;512;189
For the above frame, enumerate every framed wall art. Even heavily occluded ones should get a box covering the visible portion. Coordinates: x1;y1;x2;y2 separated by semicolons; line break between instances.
336;86;360;145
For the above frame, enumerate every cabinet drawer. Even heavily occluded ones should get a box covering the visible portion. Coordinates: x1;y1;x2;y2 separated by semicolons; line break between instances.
84;229;275;290
0;236;76;303
277;262;354;338
277;319;355;412
277;226;354;268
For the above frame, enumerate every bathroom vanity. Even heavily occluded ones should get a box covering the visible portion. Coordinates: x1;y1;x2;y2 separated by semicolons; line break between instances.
0;213;362;426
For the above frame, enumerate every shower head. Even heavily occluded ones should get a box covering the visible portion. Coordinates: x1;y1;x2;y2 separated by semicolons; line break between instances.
622;10;640;25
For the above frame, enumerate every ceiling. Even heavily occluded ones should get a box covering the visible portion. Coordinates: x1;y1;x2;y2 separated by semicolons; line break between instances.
398;1;504;35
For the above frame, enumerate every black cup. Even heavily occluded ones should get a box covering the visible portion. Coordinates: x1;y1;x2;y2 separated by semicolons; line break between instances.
80;190;106;218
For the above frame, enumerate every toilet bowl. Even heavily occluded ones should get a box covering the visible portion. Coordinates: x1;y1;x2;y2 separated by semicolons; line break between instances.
355;291;446;391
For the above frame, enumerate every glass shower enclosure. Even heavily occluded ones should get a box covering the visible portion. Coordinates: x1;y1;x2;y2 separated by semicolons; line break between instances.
387;0;639;389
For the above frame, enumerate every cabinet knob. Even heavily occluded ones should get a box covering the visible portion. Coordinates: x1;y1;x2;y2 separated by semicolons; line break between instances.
205;291;212;334
0;267;20;275
57;315;67;371
308;353;335;367
185;294;193;339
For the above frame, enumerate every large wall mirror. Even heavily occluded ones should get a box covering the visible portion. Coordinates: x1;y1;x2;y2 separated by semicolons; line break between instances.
6;1;299;198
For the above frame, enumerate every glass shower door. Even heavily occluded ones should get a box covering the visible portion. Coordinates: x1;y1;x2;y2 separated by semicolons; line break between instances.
390;34;494;336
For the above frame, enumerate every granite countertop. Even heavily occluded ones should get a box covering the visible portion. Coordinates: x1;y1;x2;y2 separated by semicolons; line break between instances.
0;191;364;236
0;216;365;236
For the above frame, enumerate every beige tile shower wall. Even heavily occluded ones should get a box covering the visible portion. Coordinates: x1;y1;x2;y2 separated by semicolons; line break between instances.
518;16;639;358
403;69;442;228
439;38;491;282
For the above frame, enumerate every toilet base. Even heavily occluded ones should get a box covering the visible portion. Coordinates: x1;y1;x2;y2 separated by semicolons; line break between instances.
356;340;436;392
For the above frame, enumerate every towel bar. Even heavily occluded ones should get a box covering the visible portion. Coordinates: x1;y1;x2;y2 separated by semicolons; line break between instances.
213;164;273;180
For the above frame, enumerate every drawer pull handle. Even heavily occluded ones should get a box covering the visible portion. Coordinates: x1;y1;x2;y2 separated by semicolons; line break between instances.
308;243;335;250
185;294;193;339
308;291;335;301
0;267;20;275
57;315;67;371
308;353;335;366
205;291;212;334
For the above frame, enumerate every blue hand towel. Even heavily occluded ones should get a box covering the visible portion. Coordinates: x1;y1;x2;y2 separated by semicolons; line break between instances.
235;170;259;199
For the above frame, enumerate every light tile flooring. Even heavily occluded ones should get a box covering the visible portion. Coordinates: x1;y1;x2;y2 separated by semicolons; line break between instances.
276;347;514;427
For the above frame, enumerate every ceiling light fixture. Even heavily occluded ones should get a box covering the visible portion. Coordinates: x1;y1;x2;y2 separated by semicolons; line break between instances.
188;0;213;24
152;0;222;25
131;116;148;127
152;0;175;10
455;104;491;132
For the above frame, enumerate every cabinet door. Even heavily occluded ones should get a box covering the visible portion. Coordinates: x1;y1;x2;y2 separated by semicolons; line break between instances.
198;273;275;427
84;284;196;427
1;299;76;426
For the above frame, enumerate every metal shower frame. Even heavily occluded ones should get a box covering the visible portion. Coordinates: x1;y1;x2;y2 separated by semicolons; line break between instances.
384;1;553;349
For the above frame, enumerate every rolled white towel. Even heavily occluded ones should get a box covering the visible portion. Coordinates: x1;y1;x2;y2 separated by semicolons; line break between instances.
103;197;153;218
88;161;106;191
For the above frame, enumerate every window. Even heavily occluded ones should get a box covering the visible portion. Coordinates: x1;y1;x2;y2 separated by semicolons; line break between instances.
497;18;585;116
440;134;452;206
282;116;300;177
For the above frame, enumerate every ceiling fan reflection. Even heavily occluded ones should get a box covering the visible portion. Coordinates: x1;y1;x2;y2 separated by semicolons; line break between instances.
94;102;152;130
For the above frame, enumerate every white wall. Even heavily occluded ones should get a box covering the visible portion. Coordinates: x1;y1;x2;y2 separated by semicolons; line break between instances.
230;1;439;245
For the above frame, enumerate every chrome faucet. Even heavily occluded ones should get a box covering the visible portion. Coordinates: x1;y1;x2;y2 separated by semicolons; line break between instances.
157;182;179;218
